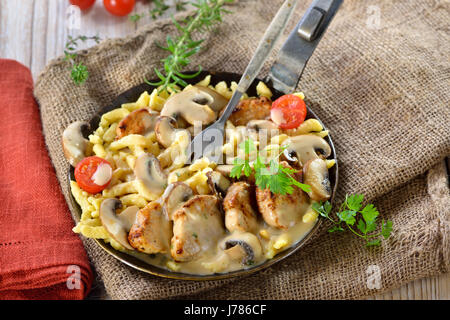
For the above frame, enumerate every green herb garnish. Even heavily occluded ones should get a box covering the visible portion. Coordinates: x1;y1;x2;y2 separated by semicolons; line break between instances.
130;0;188;22
64;35;100;84
230;138;311;195
312;194;393;247
150;0;171;19
146;0;233;92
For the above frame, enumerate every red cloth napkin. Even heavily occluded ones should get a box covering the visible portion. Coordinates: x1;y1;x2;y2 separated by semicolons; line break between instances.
0;59;93;300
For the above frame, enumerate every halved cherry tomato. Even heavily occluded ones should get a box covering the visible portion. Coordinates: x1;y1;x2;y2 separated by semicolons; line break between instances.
103;0;135;16
70;0;96;10
75;156;112;194
270;94;307;129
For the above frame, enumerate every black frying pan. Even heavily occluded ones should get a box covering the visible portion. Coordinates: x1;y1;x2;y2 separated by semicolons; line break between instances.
68;0;342;280
69;70;338;280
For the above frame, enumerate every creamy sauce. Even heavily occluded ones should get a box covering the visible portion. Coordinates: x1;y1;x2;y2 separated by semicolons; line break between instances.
62;121;89;166
270;108;286;126
92;162;112;186
128;203;317;275
70;87;331;276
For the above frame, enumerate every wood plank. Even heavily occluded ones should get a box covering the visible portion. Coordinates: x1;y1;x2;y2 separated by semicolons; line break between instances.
31;0;49;78
0;0;34;67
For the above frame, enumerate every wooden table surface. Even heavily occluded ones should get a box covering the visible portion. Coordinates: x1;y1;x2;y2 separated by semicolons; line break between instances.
1;0;448;300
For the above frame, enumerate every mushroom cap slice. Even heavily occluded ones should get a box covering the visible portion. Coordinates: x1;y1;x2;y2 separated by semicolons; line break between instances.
99;198;134;250
134;154;168;197
128;201;172;254
116;109;158;139
154;116;178;148
221;232;263;265
160;86;219;125
303;158;331;201
246;119;278;131
161;182;194;220
206;171;231;199
194;85;228;113
117;206;140;231
62;121;91;167
283;134;332;166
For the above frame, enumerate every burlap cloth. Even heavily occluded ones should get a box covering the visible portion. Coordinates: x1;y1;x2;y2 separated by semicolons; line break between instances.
33;0;449;299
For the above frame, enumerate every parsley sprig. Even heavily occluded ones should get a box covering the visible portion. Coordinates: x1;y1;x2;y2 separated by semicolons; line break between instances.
64;35;100;85
312;194;393;247
230;138;311;195
146;0;233;92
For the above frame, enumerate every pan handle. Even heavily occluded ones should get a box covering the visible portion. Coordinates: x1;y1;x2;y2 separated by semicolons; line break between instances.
267;0;343;94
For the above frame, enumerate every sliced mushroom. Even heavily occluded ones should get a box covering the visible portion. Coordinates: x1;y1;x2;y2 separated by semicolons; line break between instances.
206;171;231;199
128;201;172;254
223;182;258;233
99;198;134;250
221;232;263;265
134;154;168;196
62;121;91;167
246;119;278;131
117;206;140;231
161;182;194;220
154;116;178;148
303;158;331;201
246;119;280;141
282;134;332;166
171;195;224;262
116;109;159;139
161;86;224;125
194;85;228;113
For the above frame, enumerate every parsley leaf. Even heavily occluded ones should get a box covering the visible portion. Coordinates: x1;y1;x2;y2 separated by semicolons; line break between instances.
381;219;393;239
357;219;366;234
230;138;311;196
337;210;357;225
366;239;381;247
361;204;379;223
328;225;345;233
230;158;245;179
312;196;393;248
346;194;364;211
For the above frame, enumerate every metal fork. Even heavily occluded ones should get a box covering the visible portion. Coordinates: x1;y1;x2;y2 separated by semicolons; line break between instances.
186;0;298;162
186;0;342;162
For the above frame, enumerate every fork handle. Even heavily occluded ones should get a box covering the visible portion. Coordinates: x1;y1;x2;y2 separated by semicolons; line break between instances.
217;0;298;125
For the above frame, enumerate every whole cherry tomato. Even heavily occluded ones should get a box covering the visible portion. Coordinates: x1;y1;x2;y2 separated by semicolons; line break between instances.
70;0;96;10
103;0;135;16
270;94;307;129
74;156;113;194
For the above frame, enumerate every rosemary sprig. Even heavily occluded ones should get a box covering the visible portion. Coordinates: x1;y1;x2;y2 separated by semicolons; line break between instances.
64;35;101;84
146;0;233;92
